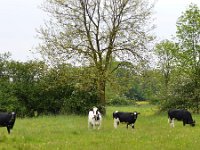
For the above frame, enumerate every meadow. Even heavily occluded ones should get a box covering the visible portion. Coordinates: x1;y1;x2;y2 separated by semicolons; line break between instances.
0;104;200;150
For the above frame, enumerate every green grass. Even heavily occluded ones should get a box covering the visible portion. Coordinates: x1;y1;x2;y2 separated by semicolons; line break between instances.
0;104;200;150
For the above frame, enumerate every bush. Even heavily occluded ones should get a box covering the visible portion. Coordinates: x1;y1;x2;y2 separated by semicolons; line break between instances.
107;96;135;106
60;90;99;115
0;95;18;112
160;79;199;112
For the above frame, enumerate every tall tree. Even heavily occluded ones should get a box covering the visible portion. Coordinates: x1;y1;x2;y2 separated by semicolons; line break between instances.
176;4;200;112
154;40;177;96
38;0;154;113
176;4;200;72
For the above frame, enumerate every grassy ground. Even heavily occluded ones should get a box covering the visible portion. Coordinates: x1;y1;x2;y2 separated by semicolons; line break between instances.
0;104;199;150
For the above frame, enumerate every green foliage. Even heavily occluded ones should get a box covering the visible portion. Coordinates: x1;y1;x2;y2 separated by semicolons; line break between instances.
106;60;136;100
154;40;178;98
176;4;200;77
161;77;200;111
125;86;146;101
0;91;19;112
107;96;135;106
61;90;98;115
106;59;161;102
125;69;162;102
0;57;102;116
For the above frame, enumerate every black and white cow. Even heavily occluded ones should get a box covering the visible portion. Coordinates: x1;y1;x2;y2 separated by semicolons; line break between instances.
88;107;102;129
0;112;16;134
168;109;195;127
113;111;140;129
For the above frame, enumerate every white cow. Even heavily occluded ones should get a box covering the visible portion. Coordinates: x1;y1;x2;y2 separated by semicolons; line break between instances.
88;107;102;129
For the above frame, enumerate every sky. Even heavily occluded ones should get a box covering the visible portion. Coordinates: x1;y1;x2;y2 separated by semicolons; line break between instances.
0;0;200;62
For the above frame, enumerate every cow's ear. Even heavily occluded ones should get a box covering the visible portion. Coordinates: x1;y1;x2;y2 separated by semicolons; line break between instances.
137;112;140;115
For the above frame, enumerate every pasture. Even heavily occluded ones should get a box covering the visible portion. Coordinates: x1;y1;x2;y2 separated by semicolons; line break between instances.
0;104;200;150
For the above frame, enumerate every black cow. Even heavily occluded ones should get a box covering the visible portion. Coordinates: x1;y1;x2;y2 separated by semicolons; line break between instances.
168;109;195;127
113;111;140;129
0;112;16;134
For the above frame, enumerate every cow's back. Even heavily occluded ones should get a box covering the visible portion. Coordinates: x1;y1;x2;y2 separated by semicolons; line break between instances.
168;109;184;121
0;113;11;126
117;112;135;123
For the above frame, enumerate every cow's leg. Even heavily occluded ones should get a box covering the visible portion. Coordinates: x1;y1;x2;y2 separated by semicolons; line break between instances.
7;126;10;134
170;119;175;127
183;121;186;126
93;122;96;129
113;118;119;128
97;121;101;130
127;123;131;129
168;118;173;127
131;124;135;129
88;121;94;129
97;124;101;130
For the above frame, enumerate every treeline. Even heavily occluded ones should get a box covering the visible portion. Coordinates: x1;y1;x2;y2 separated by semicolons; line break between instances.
0;53;98;116
1;43;200;116
0;53;160;117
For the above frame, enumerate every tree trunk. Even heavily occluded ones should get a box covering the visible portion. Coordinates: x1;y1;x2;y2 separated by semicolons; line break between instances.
97;72;106;115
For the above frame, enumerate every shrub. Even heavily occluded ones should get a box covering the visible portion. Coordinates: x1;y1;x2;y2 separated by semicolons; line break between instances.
107;96;135;106
60;90;99;115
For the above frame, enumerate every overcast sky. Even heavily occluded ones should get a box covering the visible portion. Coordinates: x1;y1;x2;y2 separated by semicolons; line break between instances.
1;0;200;61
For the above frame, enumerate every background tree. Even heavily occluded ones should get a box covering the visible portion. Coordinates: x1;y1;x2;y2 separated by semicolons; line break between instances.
175;4;200;112
7;61;47;116
38;0;154;113
154;40;178;104
0;52;17;112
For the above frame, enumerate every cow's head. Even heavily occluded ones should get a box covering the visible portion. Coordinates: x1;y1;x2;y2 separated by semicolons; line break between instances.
113;111;120;128
191;120;195;127
92;107;100;121
133;112;140;119
9;112;16;128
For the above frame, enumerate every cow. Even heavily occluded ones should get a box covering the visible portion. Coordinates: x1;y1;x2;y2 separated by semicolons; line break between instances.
88;107;102;129
113;111;140;129
0;112;16;134
168;109;195;127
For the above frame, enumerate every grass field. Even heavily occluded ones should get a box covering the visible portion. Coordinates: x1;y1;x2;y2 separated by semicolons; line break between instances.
0;104;200;150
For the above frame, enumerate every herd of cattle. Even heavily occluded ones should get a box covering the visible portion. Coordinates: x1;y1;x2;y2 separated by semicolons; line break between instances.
0;107;196;134
88;107;196;129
